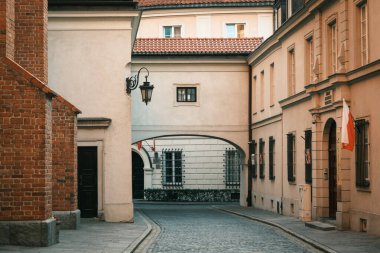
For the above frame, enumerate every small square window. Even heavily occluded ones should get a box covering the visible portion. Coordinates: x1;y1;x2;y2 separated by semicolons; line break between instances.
177;87;197;102
163;26;181;38
226;23;245;38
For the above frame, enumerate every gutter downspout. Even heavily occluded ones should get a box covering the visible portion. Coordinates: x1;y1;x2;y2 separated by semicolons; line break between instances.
247;65;253;207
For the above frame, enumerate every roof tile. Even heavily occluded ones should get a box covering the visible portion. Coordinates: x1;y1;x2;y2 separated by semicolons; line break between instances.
138;0;273;7
133;38;263;56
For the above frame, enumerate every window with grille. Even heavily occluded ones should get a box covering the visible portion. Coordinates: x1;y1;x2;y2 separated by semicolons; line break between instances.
355;119;370;187
287;133;296;182
163;26;181;38
225;149;240;187
162;150;183;186
177;87;197;102
269;136;275;180
259;139;265;179
305;130;312;184
252;141;257;178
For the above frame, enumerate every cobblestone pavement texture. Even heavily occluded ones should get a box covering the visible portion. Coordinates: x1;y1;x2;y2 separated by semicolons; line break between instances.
0;212;148;253
137;203;322;253
215;204;380;253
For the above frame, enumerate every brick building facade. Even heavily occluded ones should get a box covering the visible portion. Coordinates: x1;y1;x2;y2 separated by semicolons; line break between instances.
0;0;80;246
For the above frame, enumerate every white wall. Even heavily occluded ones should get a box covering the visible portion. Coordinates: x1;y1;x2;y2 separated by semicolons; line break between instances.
131;58;249;205
137;7;273;38
48;11;138;222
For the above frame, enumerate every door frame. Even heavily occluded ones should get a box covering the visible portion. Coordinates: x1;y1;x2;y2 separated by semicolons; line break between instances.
328;120;337;218
78;141;103;214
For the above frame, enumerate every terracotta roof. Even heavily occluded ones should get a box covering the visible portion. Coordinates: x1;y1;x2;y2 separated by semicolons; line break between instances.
133;38;263;56
138;0;274;8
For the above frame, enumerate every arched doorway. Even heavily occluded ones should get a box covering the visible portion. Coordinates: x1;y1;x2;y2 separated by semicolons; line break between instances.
132;151;145;199
328;120;337;218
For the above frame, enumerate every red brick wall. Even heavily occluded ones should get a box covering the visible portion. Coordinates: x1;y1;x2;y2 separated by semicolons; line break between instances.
52;98;78;211
0;0;15;60
14;0;48;83
0;61;53;221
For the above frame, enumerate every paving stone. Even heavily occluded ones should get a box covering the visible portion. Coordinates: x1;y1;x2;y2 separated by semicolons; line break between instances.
305;221;336;231
136;203;320;253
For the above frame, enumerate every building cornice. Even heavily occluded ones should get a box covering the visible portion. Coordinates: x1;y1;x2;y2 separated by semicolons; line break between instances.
78;117;112;128
247;0;333;65
252;113;282;129
139;1;274;10
132;57;248;64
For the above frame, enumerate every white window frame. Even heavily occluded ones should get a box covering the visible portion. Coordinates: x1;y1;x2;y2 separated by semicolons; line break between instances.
287;45;296;96
162;25;182;38
359;3;368;65
225;23;245;38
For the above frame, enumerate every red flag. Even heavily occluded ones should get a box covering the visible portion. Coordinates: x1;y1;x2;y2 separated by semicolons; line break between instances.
152;139;156;152
341;99;355;151
137;141;142;151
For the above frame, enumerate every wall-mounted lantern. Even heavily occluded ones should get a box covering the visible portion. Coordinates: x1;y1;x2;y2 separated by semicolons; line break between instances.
126;67;154;105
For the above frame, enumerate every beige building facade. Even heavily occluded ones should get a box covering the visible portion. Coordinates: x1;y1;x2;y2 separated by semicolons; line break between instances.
48;1;140;222
132;0;274;204
248;0;380;235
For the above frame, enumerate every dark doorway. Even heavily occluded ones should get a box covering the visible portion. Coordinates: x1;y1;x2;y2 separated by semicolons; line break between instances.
328;121;337;218
78;147;98;218
132;151;145;199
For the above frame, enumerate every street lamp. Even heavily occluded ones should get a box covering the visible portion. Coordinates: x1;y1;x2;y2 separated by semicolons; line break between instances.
126;67;154;105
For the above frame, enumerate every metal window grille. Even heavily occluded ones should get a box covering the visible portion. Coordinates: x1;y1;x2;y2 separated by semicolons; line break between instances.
162;149;184;187
176;87;197;102
287;133;296;182
224;149;240;188
355;120;370;187
305;130;312;184
259;138;265;179
269;136;275;180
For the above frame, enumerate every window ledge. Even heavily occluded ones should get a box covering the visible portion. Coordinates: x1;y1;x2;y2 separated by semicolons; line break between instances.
356;186;371;192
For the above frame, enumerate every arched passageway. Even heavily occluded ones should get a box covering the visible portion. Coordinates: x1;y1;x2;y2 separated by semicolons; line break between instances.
132;135;244;201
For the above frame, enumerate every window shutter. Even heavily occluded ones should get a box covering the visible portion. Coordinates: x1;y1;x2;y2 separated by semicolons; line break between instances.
355;120;366;187
305;130;312;184
269;136;275;180
259;138;265;179
252;141;257;178
287;133;294;182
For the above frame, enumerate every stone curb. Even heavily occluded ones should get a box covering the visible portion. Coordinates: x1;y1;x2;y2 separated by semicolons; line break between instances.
214;207;337;253
123;211;153;253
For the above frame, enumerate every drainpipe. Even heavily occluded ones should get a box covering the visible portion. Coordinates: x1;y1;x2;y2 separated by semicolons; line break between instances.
247;65;253;207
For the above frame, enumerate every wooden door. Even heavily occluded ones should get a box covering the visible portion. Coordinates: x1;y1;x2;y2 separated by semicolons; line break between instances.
78;147;98;218
328;122;337;218
132;152;145;199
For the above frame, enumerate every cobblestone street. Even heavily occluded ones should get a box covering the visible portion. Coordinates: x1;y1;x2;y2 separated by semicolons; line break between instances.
137;203;321;253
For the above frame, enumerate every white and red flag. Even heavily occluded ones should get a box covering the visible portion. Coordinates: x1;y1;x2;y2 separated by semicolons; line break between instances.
341;99;355;151
137;141;142;150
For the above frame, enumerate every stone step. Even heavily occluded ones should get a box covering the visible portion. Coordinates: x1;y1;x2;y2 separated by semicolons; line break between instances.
305;221;336;231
